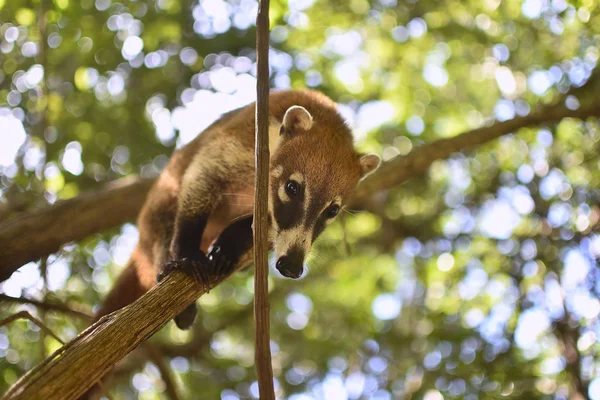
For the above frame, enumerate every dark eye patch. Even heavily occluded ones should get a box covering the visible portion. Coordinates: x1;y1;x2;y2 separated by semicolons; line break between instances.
274;199;303;229
311;214;327;244
273;179;304;230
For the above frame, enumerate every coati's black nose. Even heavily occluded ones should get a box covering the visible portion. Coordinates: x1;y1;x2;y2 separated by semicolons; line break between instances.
276;249;304;279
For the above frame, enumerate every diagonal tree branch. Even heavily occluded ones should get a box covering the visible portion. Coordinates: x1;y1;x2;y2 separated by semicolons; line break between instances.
1;88;599;283
0;177;155;282
3;252;318;399
2;252;252;400
352;101;600;201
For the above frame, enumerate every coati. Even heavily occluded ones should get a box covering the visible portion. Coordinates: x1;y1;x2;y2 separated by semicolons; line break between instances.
95;89;381;329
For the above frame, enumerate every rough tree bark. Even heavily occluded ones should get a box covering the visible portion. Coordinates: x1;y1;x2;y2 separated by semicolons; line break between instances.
2;252;251;400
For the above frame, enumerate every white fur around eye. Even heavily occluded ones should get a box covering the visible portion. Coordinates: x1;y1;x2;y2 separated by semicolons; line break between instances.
271;165;283;179
289;172;304;185
278;184;289;202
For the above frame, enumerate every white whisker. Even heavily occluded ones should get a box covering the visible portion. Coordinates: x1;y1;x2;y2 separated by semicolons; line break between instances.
305;253;323;272
222;193;255;199
343;208;358;217
229;212;254;224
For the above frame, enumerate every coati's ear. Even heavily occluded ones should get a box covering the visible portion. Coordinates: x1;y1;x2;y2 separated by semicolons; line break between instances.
359;153;381;180
281;106;313;135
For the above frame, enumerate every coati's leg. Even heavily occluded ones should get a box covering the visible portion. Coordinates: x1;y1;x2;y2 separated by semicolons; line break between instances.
168;216;255;329
207;216;254;275
155;166;229;329
158;139;253;328
157;170;222;280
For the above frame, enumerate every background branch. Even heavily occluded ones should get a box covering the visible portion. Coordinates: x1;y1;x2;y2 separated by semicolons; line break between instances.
0;294;93;320
556;317;588;400
0;177;155;282
144;345;180;400
352;101;600;201
0;311;64;346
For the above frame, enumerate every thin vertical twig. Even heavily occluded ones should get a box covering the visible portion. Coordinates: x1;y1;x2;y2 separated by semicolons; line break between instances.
37;0;50;360
36;0;48;139
253;0;275;397
39;257;49;359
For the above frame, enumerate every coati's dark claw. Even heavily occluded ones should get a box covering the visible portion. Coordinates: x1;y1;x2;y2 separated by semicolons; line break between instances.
158;255;212;292
157;259;177;282
207;245;236;277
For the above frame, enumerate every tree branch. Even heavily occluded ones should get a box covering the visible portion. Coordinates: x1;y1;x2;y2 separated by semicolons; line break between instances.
352;101;600;202
0;311;64;346
2;252;251;400
0;294;93;320
0;177;155;282
1;91;600;283
556;318;589;400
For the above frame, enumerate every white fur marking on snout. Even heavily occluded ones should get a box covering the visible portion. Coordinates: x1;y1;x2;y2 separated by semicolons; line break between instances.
274;226;312;260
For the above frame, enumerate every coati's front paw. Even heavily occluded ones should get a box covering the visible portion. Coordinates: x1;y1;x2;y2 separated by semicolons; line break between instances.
207;245;236;277
158;253;212;291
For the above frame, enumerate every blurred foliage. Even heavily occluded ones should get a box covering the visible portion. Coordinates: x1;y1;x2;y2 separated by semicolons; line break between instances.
1;0;600;399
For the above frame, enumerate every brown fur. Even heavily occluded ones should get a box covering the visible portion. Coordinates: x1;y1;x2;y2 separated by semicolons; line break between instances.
81;90;380;400
94;89;376;320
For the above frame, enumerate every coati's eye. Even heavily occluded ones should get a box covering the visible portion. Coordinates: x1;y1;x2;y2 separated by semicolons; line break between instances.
285;180;300;197
326;205;340;218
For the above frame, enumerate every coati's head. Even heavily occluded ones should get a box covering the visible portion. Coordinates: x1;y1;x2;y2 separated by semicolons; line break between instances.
269;103;380;279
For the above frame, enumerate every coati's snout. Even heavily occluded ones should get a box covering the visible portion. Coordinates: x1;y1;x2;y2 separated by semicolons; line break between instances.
275;247;304;279
269;103;382;280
